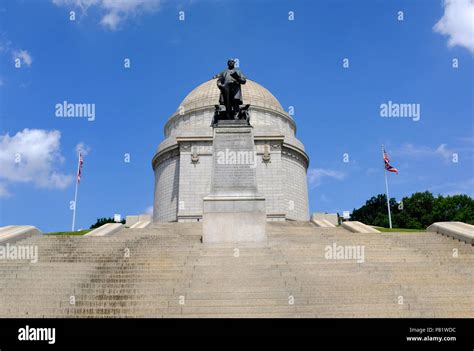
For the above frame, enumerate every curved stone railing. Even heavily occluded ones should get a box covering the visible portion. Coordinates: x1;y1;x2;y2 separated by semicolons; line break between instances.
0;225;42;244
427;222;474;245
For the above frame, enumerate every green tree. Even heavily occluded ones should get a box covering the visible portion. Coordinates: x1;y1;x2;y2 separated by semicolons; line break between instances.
395;191;435;229
350;194;398;227
432;194;474;224
90;217;125;229
350;191;474;229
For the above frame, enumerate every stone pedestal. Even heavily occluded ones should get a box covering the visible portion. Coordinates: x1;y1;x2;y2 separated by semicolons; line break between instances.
203;121;267;243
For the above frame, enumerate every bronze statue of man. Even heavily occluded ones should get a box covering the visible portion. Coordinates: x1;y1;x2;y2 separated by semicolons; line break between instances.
214;59;247;119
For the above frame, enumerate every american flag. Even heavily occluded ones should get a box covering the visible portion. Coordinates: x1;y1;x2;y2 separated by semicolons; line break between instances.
383;148;398;174
77;153;84;183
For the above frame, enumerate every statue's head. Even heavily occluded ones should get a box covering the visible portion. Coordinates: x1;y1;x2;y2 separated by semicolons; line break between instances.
227;59;235;69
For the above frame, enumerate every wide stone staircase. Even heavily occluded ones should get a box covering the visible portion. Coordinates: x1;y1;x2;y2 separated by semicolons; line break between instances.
0;222;472;317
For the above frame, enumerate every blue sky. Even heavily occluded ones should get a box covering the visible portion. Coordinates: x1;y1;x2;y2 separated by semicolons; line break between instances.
0;0;473;232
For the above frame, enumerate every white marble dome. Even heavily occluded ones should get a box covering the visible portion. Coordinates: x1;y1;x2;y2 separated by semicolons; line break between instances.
177;79;286;114
153;78;310;223
163;78;298;145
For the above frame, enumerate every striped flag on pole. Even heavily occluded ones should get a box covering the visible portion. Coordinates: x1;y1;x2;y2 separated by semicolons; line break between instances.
383;148;398;174
72;152;83;231
381;145;396;228
77;153;84;183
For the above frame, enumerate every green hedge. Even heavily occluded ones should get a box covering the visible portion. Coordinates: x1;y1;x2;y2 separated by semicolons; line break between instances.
350;191;474;229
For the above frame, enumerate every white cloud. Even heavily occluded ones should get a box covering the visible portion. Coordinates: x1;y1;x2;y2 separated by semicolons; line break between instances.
52;0;162;30
308;168;345;188
75;142;91;156
12;49;33;67
430;177;474;196
100;11;121;30
0;129;73;195
434;144;453;159
144;206;153;215
433;0;474;53
395;143;456;161
1;37;32;70
458;136;474;145
0;183;10;198
0;36;12;53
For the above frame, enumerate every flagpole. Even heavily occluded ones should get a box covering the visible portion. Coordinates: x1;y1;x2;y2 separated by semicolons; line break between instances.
382;145;393;229
71;154;80;231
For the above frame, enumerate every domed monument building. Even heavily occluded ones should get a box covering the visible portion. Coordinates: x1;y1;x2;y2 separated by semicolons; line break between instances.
152;62;309;224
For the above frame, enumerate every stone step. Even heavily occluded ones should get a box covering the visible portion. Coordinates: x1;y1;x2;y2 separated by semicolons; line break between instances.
1;221;472;318
3;298;470;311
